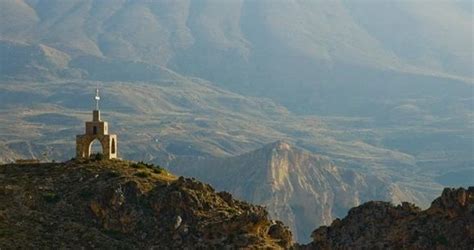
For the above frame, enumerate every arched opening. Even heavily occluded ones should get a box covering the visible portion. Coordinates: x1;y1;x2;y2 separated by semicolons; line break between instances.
111;138;116;154
89;139;103;157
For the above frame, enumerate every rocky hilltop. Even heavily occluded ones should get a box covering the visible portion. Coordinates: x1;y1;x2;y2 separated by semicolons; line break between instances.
301;187;474;249
0;160;293;249
0;158;472;249
169;141;421;241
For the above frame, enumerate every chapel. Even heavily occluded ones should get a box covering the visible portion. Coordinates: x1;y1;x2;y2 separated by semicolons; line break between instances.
76;88;117;159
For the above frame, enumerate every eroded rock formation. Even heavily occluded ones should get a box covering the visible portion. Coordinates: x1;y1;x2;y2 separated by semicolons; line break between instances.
300;187;474;249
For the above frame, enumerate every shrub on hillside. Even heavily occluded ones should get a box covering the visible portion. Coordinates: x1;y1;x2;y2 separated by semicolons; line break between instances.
134;171;151;178
42;192;60;203
131;161;168;175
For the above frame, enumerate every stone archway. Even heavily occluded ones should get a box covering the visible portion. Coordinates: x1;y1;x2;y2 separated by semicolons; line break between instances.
77;134;117;160
76;109;118;160
88;139;105;157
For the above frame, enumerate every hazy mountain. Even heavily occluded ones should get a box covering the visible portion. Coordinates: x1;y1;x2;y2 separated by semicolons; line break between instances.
0;0;472;242
1;0;472;116
1;1;472;102
168;141;426;241
0;40;80;80
2;0;471;77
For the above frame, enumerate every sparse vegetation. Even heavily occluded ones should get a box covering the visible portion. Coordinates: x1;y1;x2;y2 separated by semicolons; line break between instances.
134;171;151;178
434;235;449;246
153;168;164;174
0;227;15;237
106;171;121;178
131;161;153;169
79;189;94;199
131;161;167;175
104;229;124;240
42;192;60;203
131;162;147;169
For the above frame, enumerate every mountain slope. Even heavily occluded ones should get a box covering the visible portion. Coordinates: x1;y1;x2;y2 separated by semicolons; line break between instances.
0;40;81;80
1;1;471;116
0;2;472;243
0;160;293;249
168;141;424;242
2;0;471;79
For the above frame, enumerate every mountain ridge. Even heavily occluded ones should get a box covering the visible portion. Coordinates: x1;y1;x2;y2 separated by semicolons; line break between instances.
2;0;471;79
168;140;425;242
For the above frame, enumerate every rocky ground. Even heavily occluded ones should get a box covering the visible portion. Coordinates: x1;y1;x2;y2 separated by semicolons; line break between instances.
0;159;472;249
0;160;292;249
300;187;474;249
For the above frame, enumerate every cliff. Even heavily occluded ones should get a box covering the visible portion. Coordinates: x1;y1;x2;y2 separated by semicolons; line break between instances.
301;187;474;249
0;160;293;249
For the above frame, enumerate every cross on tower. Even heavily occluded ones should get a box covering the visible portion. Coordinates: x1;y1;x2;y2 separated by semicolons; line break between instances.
76;86;118;160
95;87;101;110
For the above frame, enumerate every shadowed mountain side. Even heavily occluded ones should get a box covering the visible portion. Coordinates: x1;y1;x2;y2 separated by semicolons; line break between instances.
0;40;82;81
299;187;474;249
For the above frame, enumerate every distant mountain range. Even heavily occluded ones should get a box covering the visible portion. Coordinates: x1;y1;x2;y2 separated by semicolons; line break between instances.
2;1;472;78
0;0;472;242
2;1;472;90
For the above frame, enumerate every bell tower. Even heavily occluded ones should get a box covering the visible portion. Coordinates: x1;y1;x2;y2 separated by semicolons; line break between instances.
76;87;118;159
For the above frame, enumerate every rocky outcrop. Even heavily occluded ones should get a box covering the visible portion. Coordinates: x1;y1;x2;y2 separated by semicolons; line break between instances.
0;160;293;249
301;187;474;249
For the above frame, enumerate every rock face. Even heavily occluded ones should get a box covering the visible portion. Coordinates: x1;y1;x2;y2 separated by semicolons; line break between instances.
301;187;474;249
0;160;293;249
169;141;418;242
